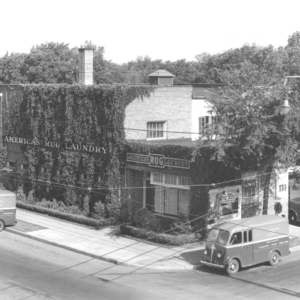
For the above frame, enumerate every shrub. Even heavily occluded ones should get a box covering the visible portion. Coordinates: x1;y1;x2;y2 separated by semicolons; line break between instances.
17;201;114;227
120;224;201;246
170;214;193;236
133;208;161;233
83;195;90;216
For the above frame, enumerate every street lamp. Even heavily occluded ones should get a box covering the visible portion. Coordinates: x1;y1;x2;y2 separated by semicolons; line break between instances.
280;76;300;115
280;99;291;115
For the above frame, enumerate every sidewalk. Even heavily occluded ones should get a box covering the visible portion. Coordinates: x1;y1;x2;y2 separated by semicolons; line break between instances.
5;209;300;271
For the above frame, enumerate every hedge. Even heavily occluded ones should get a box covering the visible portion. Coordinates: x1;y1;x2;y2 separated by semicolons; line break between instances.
120;224;201;246
17;201;114;227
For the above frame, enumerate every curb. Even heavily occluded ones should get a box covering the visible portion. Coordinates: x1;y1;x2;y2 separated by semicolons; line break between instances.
5;227;199;270
5;227;119;265
7;226;300;271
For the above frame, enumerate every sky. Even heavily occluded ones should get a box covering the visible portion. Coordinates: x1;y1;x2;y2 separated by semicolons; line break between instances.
1;0;300;64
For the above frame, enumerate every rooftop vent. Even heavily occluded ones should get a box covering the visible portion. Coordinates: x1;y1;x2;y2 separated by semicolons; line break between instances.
148;69;174;86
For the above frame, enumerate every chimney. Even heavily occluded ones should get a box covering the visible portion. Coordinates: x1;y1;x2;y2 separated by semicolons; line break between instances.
78;48;93;85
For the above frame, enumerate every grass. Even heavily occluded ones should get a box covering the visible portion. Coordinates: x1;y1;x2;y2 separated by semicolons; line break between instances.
9;219;48;232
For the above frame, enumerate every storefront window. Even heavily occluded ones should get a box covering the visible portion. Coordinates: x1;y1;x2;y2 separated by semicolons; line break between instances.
165;174;177;185
154;186;164;213
165;188;178;215
153;186;189;216
179;189;189;215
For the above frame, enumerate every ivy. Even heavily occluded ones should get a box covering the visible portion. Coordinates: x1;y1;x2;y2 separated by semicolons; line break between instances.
7;84;155;217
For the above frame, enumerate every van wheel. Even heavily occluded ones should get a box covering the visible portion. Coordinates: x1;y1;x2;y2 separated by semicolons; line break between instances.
226;259;239;275
269;251;280;266
289;211;297;224
0;220;5;232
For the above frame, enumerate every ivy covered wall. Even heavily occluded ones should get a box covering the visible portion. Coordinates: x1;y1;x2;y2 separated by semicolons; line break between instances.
4;84;155;218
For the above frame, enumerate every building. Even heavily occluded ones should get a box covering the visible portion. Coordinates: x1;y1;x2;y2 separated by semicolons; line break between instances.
0;55;289;223
123;70;288;222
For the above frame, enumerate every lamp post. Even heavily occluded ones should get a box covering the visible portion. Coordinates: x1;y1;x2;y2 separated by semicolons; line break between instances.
280;75;300;115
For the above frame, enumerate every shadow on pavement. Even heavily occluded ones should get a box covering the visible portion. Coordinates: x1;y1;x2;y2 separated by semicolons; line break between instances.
180;249;204;266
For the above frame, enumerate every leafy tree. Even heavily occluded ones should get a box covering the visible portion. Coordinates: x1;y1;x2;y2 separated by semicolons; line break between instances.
21;42;77;84
202;62;300;213
0;53;27;84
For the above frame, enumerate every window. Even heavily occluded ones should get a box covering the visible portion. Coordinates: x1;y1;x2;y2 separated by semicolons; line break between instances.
153;186;190;216
279;184;287;192
147;122;166;139
8;162;16;168
243;231;247;243
151;173;191;216
199;116;217;134
242;178;258;206
199;116;210;134
152;173;163;184
151;173;191;190
165;174;177;185
230;232;242;244
249;230;252;242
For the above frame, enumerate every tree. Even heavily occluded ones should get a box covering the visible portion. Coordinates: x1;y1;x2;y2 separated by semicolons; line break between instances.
201;63;300;214
21;42;77;84
0;53;27;84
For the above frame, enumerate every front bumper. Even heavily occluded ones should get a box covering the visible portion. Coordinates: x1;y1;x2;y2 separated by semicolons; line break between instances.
200;260;224;269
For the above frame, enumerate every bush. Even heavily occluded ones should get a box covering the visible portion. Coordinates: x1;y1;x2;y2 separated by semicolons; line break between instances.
133;208;161;233
170;214;193;236
120;224;201;246
17;201;114;227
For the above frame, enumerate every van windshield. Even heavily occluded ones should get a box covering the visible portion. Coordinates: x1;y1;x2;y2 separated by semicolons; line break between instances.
207;229;230;245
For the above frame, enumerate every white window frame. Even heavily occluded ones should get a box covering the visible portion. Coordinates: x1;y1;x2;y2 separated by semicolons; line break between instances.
199;116;217;134
151;173;191;190
147;121;167;140
279;184;287;192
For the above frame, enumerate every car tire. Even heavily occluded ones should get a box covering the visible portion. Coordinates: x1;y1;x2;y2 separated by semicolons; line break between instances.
0;220;5;232
289;211;297;224
226;259;239;275
269;251;280;266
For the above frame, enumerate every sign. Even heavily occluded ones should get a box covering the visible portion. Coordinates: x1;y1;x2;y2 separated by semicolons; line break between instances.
3;136;106;154
127;153;190;169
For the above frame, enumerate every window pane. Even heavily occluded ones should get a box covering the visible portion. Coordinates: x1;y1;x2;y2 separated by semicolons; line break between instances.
179;189;189;215
249;230;252;242
165;174;177;185
154;186;164;213
165;188;178;215
244;231;247;243
147;122;165;139
230;232;242;244
152;172;163;183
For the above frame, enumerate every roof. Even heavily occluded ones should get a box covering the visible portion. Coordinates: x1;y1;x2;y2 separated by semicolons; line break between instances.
0;189;16;196
148;69;175;77
212;215;288;233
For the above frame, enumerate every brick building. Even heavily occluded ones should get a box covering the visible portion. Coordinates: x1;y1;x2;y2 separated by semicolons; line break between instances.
124;70;289;221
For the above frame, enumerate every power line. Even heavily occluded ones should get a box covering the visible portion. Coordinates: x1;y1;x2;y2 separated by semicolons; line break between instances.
11;114;292;137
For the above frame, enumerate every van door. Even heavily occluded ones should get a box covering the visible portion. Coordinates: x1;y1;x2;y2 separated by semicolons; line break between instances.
241;230;253;267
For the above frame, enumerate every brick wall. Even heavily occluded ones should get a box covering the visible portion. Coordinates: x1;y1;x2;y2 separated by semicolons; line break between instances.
124;86;193;140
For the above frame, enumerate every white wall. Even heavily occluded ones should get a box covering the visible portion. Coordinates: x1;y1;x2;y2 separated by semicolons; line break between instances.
191;99;213;141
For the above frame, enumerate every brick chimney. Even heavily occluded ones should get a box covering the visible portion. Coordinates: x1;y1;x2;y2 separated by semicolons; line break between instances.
78;48;93;85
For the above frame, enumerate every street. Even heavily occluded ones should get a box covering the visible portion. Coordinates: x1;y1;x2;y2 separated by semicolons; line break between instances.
1;230;300;300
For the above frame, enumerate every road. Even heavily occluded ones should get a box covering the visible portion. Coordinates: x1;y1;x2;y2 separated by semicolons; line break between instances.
1;230;300;300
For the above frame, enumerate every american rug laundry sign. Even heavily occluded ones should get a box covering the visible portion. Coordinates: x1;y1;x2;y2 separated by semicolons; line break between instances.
3;136;106;154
